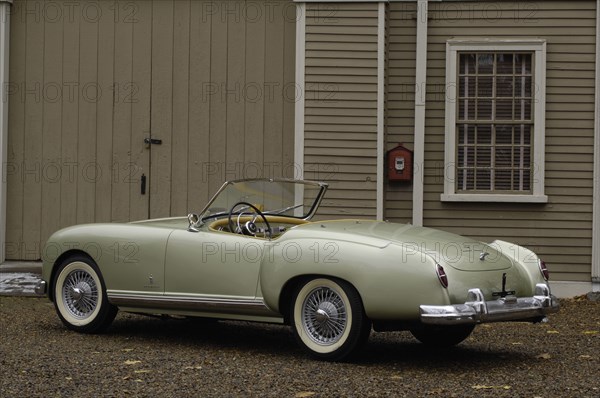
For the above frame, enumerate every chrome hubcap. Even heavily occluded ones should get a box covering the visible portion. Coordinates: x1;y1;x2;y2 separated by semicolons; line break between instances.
71;287;84;301
62;269;98;319
302;287;347;345
315;308;329;323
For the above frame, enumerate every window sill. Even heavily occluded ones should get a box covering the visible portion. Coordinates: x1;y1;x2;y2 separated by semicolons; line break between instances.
440;193;548;203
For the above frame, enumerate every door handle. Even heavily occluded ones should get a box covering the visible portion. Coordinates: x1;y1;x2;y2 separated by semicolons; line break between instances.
141;174;146;195
144;138;162;145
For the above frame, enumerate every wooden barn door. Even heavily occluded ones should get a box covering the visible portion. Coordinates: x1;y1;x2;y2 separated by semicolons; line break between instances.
4;0;295;260
146;0;297;219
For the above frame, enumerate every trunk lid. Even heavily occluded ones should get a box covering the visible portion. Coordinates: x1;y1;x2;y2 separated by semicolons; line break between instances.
308;220;512;271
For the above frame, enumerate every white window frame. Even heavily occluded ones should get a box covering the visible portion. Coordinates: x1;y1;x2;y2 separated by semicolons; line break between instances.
442;38;548;203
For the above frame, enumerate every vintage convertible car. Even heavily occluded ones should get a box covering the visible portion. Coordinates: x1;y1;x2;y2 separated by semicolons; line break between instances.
37;179;559;361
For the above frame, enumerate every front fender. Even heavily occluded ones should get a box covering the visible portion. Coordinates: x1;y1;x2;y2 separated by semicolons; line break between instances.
42;224;173;295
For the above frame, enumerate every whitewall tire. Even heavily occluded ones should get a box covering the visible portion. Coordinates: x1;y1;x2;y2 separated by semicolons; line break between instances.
290;278;371;361
53;255;117;333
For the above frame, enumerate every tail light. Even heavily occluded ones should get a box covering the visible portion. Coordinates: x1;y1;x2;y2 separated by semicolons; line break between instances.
538;259;549;281
436;264;449;288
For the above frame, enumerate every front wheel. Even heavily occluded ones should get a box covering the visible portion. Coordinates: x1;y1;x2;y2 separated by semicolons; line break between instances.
290;278;371;361
410;325;475;347
53;255;117;333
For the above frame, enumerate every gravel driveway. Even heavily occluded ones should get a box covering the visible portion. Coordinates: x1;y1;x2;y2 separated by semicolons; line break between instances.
0;296;598;397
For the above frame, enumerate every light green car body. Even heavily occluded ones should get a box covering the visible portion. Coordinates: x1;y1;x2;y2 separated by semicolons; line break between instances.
40;184;550;328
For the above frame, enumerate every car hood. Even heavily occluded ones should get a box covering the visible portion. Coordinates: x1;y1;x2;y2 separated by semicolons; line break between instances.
298;220;512;271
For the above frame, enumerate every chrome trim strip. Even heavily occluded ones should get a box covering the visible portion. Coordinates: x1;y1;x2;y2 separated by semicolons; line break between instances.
420;284;560;325
34;280;47;296
107;292;279;317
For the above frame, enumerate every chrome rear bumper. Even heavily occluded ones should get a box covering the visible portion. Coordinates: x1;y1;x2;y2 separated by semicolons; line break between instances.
420;283;559;325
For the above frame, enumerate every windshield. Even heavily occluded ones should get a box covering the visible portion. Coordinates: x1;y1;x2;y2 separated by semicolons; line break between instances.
199;179;327;222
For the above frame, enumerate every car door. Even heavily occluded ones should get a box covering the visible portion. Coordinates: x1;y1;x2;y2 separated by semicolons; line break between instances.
163;229;266;299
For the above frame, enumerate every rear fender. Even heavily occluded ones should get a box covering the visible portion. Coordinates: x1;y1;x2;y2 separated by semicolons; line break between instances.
259;239;449;320
491;240;547;294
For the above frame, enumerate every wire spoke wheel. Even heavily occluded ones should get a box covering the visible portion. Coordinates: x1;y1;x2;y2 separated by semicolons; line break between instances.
62;269;99;319
291;278;371;361
302;287;348;345
53;256;117;333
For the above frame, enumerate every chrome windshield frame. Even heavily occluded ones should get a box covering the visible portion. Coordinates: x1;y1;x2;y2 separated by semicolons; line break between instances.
197;178;328;225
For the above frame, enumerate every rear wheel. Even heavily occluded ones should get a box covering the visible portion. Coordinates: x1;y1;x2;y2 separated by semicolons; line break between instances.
410;325;475;347
290;278;371;361
53;255;117;333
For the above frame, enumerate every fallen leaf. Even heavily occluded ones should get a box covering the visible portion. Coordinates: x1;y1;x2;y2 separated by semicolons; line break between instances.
390;375;403;380
582;330;598;335
122;376;131;381
134;370;151;374
65;377;72;381
183;366;202;370
124;360;142;365
135;379;143;383
546;330;560;334
511;342;523;345
472;385;511;390
536;353;552;360
579;355;592;360
122;348;134;352
295;392;316;398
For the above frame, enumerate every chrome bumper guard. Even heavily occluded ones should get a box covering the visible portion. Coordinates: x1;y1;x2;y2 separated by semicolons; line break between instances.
420;284;559;325
34;280;47;296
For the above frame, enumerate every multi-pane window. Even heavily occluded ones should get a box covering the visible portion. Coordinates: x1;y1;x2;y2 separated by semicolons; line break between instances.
443;40;546;203
456;52;533;192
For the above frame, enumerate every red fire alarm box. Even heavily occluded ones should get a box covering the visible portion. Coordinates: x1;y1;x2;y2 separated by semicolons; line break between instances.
387;144;413;182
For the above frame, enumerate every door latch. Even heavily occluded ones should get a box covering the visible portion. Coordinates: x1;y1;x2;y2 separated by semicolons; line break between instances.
144;138;162;145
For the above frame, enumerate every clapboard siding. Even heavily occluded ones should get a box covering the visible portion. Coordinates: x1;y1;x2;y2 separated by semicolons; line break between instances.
5;0;295;260
415;1;596;281
304;2;379;218
385;1;417;223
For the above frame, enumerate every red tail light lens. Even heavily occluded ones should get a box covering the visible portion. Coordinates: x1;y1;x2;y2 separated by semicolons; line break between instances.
436;264;449;288
538;259;549;281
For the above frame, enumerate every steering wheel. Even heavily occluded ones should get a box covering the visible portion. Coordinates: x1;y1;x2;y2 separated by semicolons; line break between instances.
228;201;272;238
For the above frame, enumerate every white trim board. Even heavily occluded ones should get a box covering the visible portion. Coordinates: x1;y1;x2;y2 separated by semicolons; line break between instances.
592;0;600;289
376;2;385;221
0;1;11;263
293;2;306;216
294;2;306;181
412;0;428;226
